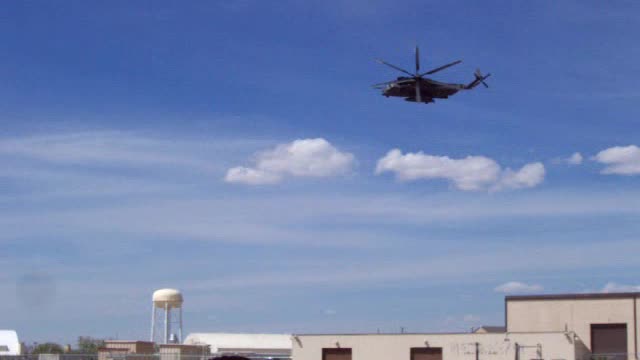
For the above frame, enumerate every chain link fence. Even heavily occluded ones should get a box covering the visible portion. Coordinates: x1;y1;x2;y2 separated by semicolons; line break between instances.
0;354;289;360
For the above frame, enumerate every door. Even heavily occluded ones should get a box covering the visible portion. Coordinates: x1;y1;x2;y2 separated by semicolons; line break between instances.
323;348;352;360
591;323;627;357
411;348;443;360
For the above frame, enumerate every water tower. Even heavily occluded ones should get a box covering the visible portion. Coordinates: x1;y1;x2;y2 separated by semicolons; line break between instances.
150;288;183;344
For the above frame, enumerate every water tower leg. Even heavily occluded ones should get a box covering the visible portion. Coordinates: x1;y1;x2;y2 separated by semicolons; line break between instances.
179;307;183;343
150;306;156;342
164;303;169;344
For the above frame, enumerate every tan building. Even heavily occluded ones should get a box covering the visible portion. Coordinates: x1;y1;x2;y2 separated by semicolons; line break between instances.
158;344;210;360
293;332;574;360
293;292;640;360
98;340;155;360
506;292;640;359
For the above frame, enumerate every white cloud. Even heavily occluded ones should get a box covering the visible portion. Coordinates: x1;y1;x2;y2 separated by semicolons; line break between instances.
493;162;545;191
551;152;582;166
224;167;282;185
594;145;640;175
567;152;583;165
601;282;640;293
225;138;354;185
494;281;543;294
375;149;544;191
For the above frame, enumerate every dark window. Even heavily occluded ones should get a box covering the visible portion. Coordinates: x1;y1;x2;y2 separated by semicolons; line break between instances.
591;323;628;355
323;348;352;360
411;348;443;360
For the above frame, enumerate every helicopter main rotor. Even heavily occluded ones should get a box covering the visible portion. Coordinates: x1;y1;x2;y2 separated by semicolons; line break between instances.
374;46;462;103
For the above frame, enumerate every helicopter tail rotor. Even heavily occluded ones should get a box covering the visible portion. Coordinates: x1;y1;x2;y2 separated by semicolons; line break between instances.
466;69;491;89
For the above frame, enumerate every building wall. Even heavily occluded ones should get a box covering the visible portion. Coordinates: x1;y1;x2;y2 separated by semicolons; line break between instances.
506;297;640;356
100;341;156;360
103;341;156;354
0;330;21;355
293;332;575;360
158;344;210;360
98;348;129;360
159;345;210;356
184;333;291;355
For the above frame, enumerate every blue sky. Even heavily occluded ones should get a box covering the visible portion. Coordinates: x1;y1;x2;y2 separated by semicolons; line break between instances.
2;0;640;345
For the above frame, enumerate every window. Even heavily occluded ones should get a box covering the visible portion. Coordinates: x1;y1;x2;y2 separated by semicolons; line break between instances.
0;345;9;352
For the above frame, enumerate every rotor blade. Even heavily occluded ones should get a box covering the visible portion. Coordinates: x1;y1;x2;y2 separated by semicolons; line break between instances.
372;80;397;88
371;78;414;88
481;73;491;88
375;59;414;77
415;46;420;74
415;79;421;103
421;60;463;76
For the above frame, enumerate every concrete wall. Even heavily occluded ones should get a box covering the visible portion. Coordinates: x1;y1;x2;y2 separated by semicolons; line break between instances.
293;332;575;360
506;297;640;356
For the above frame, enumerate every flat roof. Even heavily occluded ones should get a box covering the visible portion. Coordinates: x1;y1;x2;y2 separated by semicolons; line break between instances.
506;292;640;301
159;344;209;348
293;331;568;337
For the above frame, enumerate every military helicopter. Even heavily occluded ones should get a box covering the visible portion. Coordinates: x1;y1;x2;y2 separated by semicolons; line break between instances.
373;46;490;104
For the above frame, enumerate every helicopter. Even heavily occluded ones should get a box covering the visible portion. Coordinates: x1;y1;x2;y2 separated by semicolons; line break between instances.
373;46;490;104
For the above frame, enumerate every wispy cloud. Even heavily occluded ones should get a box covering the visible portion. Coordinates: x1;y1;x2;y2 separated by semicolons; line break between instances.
0;131;276;200
4;189;640;247
553;152;583;166
601;282;640;293
567;152;584;165
179;238;640;291
0;132;215;171
494;281;544;294
323;309;337;316
463;314;481;323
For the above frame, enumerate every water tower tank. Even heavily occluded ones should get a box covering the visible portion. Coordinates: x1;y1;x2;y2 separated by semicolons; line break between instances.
153;288;183;308
150;288;184;344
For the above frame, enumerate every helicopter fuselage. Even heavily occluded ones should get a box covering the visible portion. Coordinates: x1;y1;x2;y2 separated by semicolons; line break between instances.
382;77;464;103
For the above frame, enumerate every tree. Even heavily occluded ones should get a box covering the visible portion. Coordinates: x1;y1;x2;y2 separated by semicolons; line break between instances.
32;343;64;354
76;337;105;354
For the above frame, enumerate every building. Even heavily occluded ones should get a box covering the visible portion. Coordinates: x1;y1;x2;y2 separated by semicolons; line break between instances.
506;292;640;359
0;330;20;355
184;333;291;356
292;292;640;360
97;340;155;360
158;344;210;360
